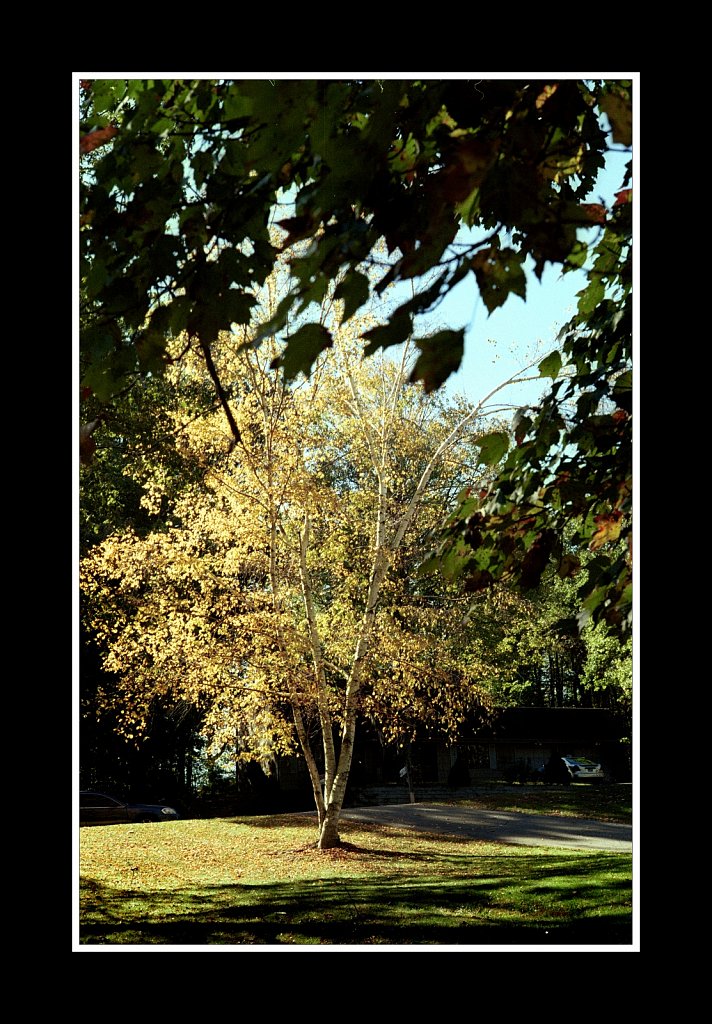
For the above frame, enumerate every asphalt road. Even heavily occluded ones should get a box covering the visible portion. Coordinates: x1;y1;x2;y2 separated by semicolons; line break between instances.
339;803;632;852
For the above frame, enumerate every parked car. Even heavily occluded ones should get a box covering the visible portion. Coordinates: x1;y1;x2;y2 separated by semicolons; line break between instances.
534;755;571;785
561;756;606;782
79;791;180;826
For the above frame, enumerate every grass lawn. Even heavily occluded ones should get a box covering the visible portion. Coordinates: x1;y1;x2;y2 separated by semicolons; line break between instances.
431;783;632;822
78;787;633;948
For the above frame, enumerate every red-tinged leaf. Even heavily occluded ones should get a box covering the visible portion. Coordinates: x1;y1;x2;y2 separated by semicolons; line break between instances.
80;125;118;154
463;569;494;593
80;434;96;465
615;188;632;206
590;510;624;550
578;203;607;224
80;419;100;466
437;137;500;202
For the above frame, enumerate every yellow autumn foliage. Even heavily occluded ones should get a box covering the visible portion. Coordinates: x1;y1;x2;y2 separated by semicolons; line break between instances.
82;268;527;842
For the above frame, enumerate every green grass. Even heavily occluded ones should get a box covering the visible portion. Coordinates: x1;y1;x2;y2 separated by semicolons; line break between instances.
79;793;633;947
430;783;632;822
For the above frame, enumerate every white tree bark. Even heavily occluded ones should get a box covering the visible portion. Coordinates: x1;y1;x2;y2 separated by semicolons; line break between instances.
316;353;538;847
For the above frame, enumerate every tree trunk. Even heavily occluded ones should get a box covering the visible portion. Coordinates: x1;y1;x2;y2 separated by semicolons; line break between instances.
318;802;342;849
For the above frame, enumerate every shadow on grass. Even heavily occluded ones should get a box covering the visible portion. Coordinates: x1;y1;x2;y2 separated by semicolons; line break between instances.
209;815;493;851
80;852;632;947
220;813;311;830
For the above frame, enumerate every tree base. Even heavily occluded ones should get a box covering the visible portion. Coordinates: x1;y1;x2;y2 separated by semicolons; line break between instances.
317;824;341;850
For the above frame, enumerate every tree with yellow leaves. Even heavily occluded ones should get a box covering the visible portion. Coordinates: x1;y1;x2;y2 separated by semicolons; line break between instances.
82;274;540;847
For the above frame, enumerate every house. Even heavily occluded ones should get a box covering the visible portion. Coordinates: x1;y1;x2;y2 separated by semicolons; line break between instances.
446;706;631;783
273;706;631;804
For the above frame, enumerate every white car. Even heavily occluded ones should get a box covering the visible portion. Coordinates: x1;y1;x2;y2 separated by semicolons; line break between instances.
562;756;605;782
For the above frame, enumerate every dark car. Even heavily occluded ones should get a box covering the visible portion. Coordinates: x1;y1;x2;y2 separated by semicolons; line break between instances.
79;791;180;826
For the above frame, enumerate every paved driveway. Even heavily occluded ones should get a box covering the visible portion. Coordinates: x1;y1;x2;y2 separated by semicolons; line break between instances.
340;803;632;852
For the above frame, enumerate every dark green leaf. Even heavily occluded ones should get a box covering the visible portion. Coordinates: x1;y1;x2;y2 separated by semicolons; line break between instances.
477;431;510;466
564;241;588;271
456;187;481;227
223;88;253;121
439;542;472;581
165;296;193;335
85;259;108;299
187;289;256;343
335;272;372;323
362;313;412;356
612;369;632;400
222;290;257;326
250;290;298;349
472;246;527;314
538;351;562;379
409;329;465;393
391;271;449;319
512;410;533;445
90;79;127;114
295;275;331;316
577;278;605;316
416;553;441;578
136;330;169;373
399;218;459;281
444;488;479;526
273;323;333;381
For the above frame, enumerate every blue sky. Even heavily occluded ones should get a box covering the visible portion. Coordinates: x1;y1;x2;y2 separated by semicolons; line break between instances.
440;145;632;409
